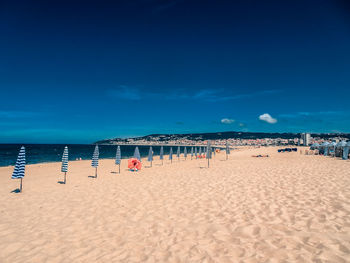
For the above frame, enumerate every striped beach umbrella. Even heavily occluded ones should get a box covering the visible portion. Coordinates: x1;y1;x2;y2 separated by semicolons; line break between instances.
176;146;180;161
184;147;187;160
148;146;153;167
169;147;173;163
322;142;330;156
160;146;164;165
226;141;230;160
206;141;211;167
61;146;68;184
195;147;198;159
191;147;194;160
343;142;350;160
115;146;121;173
12;146;25;192
91;145;99;178
133;147;141;161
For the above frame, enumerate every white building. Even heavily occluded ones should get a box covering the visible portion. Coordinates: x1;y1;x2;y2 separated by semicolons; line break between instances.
301;133;311;146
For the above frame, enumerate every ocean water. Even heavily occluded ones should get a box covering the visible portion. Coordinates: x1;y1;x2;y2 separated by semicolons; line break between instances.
0;144;178;167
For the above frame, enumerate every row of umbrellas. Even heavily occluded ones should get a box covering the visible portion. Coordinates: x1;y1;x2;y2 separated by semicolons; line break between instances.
11;142;232;192
310;141;350;159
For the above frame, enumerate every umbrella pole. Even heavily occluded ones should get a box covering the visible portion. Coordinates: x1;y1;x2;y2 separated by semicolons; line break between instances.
208;158;209;168
119;164;120;174
20;178;23;192
151;161;152;167
95;167;97;178
64;172;67;184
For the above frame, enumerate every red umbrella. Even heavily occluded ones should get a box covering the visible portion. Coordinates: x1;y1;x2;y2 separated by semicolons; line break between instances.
128;158;142;171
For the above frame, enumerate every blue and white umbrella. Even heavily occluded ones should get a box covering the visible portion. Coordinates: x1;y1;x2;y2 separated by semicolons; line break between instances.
176;146;180;161
226;141;230;159
61;146;68;183
322;142;330;156
206;141;211;158
343;141;350;160
160;146;164;165
12;146;25;192
169;147;173;163
133;147;141;161
91;145;99;178
115;146;121;173
184;147;187;159
148;146;153;166
190;147;194;160
206;141;211;167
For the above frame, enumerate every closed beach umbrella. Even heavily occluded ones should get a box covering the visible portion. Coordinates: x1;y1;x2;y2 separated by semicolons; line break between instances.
190;147;194;160
61;146;68;184
213;147;216;156
177;146;180;161
342;141;350;160
12;146;26;192
115;146;121;173
148;146;153;167
184;147;187;160
160;146;164;165
206;141;211;167
91;145;99;178
199;147;202;157
133;147;141;161
322;142;330;156
169;147;173;163
226;141;230;160
195;147;198;159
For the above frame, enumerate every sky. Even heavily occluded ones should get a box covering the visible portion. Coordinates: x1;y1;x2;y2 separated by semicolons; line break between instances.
1;0;350;143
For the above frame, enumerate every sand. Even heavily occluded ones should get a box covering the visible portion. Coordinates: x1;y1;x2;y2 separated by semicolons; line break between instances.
0;147;349;263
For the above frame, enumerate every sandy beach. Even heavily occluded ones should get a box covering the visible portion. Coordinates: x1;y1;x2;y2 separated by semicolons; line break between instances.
0;147;349;262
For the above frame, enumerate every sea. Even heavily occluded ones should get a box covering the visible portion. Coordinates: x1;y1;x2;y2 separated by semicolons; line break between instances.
0;144;176;167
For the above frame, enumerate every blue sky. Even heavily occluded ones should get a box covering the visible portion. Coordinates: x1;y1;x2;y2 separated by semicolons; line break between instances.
1;0;350;143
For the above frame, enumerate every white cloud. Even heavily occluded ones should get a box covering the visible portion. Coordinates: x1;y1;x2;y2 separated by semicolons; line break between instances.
259;113;277;124
221;118;235;124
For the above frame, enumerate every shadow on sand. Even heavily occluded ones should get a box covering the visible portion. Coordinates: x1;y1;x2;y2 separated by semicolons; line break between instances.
11;188;21;193
57;181;65;184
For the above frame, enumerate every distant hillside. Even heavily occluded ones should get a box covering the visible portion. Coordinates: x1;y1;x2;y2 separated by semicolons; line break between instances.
95;131;350;144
